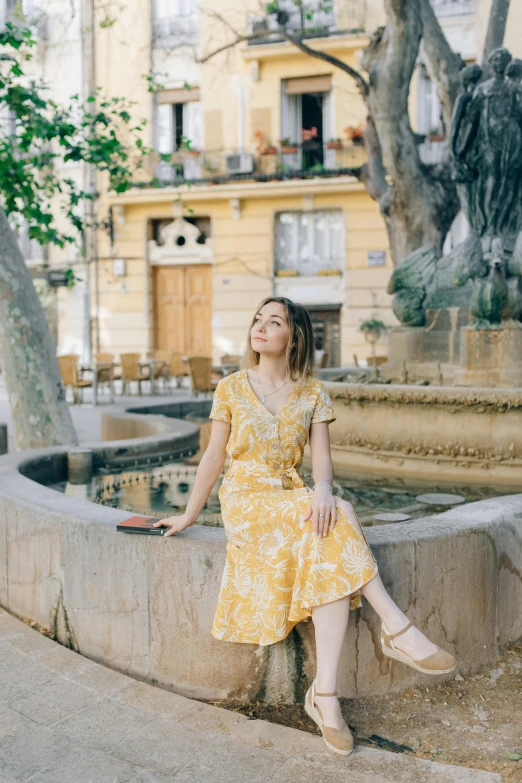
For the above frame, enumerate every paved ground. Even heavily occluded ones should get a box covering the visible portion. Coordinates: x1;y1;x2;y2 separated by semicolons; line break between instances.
0;377;201;451
0;379;504;781
0;609;502;782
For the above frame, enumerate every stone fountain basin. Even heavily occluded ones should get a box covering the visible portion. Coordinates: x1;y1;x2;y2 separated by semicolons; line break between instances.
0;393;521;705
324;382;522;487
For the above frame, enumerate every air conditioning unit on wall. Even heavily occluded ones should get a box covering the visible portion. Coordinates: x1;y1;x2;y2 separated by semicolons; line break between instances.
226;152;255;175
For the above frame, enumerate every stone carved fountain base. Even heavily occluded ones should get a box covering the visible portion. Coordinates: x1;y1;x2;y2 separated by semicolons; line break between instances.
453;323;522;387
387;318;522;388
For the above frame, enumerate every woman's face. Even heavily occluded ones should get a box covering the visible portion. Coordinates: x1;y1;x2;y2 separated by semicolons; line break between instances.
251;302;291;357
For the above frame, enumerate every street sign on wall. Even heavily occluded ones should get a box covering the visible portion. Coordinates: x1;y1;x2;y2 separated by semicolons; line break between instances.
367;251;386;267
47;270;70;287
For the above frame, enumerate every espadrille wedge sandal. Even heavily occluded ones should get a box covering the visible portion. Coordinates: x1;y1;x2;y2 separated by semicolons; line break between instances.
304;680;354;755
381;621;457;675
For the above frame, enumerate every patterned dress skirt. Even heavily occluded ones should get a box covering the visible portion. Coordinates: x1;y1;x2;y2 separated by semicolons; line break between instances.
208;369;379;646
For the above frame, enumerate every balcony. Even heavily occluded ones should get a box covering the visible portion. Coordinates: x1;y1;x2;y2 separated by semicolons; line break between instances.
153;14;199;49
248;0;367;45
430;0;476;17
148;141;367;187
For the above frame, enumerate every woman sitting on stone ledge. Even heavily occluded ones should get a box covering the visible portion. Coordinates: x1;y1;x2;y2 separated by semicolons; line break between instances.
154;296;456;757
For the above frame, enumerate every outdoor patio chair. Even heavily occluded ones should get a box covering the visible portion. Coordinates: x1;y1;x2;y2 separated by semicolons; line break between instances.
146;349;171;391
168;352;189;388
93;352;122;391
119;353;150;395
57;354;92;404
187;356;218;398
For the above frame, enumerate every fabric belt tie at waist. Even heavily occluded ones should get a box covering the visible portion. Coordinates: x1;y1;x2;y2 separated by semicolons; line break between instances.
279;466;302;490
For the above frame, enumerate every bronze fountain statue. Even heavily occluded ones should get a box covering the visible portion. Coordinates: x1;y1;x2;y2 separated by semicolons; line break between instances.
388;47;522;329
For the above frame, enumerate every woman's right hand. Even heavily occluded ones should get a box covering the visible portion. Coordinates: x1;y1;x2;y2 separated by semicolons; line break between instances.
153;515;192;538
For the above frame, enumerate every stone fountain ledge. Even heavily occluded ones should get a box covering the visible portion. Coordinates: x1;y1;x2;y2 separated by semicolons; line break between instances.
323;381;522;485
1;429;522;705
325;382;522;407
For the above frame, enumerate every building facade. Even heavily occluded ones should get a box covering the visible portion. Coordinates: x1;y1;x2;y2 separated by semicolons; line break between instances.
3;0;520;367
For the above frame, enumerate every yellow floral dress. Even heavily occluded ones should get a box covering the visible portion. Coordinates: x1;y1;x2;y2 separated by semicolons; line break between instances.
209;368;378;646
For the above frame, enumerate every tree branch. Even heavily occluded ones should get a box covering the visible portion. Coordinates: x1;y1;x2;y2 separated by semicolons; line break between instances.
361;113;389;201
481;0;511;74
281;30;369;96
362;1;423;185
199;5;370;95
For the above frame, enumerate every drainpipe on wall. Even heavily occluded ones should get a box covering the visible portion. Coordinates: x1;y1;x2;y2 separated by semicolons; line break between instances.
89;0;100;356
80;0;93;364
238;81;245;153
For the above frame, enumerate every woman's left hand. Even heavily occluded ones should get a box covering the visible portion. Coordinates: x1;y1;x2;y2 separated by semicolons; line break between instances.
303;485;337;538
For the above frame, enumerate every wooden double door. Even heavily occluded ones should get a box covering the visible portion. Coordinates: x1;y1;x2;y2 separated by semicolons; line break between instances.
153;264;212;356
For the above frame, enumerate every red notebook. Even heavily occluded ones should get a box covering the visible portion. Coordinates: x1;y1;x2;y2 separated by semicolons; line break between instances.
117;515;165;535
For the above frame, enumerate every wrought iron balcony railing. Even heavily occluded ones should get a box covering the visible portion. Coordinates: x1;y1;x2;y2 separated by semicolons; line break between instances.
430;0;476;17
248;0;367;45
153;14;199;49
148;141;367;187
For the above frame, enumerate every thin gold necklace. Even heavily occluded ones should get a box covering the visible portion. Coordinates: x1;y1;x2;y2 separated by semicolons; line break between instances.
256;368;289;403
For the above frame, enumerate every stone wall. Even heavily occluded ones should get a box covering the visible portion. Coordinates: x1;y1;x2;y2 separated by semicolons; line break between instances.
1;438;521;705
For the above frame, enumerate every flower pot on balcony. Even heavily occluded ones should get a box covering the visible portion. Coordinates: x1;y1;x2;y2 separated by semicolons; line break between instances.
317;269;342;276
275;270;298;277
185;149;201;157
262;146;277;155
352;136;364;146
281;145;298;154
428;133;445;142
326;141;343;150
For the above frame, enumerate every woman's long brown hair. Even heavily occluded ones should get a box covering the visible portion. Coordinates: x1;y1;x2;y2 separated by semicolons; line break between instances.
240;296;316;381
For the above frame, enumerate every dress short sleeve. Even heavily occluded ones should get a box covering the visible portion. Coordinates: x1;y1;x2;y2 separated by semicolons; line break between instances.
209;379;232;423
311;383;336;424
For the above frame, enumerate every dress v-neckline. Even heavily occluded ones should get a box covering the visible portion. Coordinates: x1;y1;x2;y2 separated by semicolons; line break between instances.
242;368;305;419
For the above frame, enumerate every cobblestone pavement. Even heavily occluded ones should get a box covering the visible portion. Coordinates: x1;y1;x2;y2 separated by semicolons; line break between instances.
0;610;501;783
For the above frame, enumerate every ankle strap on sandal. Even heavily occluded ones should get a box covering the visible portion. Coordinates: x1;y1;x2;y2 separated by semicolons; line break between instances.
382;620;413;642
315;690;337;696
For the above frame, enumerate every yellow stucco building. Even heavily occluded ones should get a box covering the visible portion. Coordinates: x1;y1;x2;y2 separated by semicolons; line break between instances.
71;0;522;368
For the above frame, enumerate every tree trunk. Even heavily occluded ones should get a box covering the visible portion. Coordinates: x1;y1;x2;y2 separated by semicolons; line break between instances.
481;0;511;74
361;0;460;262
287;7;460;265
0;206;78;450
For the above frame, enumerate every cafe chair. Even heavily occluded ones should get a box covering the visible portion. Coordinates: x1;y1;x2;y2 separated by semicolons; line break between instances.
119;353;150;395
93;352;121;396
168;352;189;389
57;354;92;404
146;349;171;391
187;356;218;398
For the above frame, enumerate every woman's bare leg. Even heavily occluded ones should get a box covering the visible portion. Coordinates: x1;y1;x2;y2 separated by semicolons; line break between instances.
310;595;351;730
336;500;438;660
